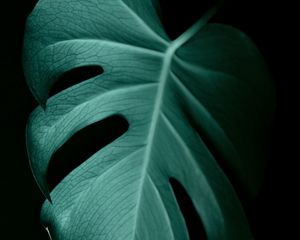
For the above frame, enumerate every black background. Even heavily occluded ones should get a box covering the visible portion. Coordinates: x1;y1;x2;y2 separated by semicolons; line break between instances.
0;0;294;239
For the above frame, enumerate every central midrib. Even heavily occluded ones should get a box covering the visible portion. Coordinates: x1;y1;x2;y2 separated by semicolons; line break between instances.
131;38;181;239
130;1;223;237
142;0;224;182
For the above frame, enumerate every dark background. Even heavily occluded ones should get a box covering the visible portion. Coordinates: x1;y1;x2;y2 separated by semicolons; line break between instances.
0;0;294;239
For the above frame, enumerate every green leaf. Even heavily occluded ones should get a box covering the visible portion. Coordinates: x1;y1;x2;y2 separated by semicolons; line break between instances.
23;0;275;239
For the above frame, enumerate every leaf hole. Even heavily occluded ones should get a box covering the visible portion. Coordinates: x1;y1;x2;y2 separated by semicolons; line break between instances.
49;65;104;97
47;115;129;191
170;178;207;240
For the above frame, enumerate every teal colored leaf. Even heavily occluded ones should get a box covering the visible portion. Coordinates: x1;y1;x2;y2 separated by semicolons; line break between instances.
23;0;275;239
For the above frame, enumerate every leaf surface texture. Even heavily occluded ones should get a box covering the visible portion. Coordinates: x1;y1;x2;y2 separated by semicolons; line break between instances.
23;0;275;239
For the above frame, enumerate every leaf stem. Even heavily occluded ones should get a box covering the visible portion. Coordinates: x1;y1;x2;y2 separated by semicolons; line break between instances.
171;0;224;51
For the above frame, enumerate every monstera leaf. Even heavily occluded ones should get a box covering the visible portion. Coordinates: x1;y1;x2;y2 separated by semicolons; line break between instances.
23;0;275;239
